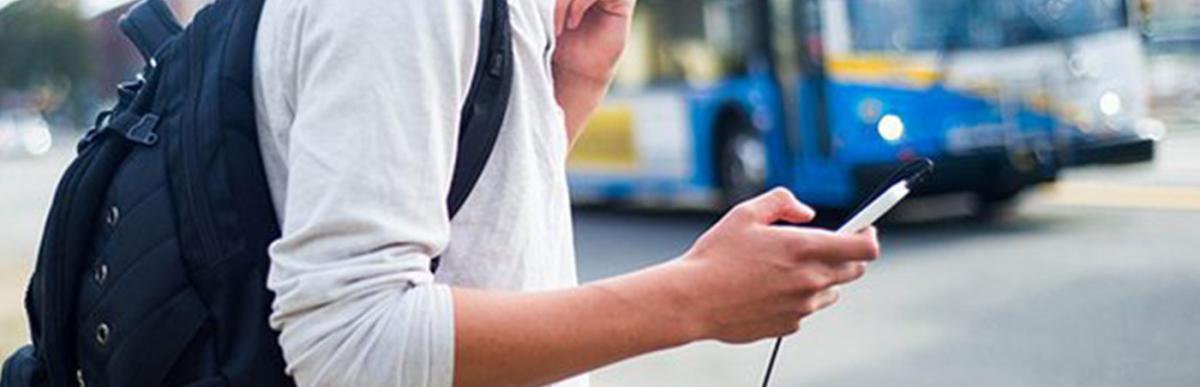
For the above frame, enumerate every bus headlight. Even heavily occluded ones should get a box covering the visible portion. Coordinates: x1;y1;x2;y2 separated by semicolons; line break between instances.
1099;91;1123;117
877;114;905;143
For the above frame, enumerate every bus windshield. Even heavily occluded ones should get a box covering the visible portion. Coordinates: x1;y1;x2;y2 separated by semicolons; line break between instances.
846;0;1129;52
612;0;760;88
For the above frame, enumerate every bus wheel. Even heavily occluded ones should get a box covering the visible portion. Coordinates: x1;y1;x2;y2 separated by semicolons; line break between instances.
718;127;767;208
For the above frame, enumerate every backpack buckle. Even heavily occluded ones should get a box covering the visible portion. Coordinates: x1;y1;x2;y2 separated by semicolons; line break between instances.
123;114;160;146
76;111;160;150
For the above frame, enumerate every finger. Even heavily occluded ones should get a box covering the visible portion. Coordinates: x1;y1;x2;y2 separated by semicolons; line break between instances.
733;187;816;225
828;261;868;286
776;227;881;263
788;260;835;292
568;0;597;29
856;226;878;241
851;227;881;260
824;230;880;263
774;190;816;225
555;0;571;35
801;287;841;316
769;316;803;338
791;260;863;291
737;316;803;341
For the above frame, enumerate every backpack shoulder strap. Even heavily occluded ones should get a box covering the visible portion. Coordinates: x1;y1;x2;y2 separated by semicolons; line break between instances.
433;0;513;272
447;0;513;218
119;0;183;62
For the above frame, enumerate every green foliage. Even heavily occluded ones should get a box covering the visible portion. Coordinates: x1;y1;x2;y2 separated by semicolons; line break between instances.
0;0;90;89
0;0;91;121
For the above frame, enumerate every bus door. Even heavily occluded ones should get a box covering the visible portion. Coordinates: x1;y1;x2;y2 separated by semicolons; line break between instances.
764;0;852;206
770;0;833;158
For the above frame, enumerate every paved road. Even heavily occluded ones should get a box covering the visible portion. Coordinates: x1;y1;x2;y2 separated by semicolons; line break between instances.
0;126;1196;385
577;130;1200;387
0;140;73;353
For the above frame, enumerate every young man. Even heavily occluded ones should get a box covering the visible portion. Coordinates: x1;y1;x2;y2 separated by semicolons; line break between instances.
252;0;880;386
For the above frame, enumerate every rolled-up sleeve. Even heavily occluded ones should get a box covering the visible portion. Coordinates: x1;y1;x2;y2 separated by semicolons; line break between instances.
258;1;480;386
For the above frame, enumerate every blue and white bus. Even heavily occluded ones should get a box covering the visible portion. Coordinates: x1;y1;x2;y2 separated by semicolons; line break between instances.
567;0;1159;211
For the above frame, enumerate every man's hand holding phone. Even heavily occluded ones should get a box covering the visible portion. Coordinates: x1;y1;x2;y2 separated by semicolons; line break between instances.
671;188;880;343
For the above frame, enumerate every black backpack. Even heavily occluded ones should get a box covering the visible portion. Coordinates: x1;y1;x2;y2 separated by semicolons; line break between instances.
1;0;513;385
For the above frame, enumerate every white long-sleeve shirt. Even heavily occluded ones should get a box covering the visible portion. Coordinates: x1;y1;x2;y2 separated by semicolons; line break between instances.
252;0;584;386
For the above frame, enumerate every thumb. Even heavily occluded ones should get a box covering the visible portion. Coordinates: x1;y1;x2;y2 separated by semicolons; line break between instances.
555;0;570;35
735;188;816;225
567;0;598;30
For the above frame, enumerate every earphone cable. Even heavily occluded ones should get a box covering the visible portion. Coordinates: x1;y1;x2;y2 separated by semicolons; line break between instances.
760;337;783;387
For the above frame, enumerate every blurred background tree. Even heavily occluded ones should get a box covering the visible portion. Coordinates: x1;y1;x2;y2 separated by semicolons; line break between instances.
0;0;92;126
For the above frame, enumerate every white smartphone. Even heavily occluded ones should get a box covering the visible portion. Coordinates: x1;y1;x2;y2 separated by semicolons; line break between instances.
836;180;911;234
835;158;933;235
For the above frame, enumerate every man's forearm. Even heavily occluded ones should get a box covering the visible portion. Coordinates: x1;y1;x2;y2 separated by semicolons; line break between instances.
451;188;884;386
553;66;613;146
452;261;701;387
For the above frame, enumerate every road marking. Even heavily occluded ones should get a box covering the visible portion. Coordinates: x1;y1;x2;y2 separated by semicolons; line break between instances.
1036;182;1200;212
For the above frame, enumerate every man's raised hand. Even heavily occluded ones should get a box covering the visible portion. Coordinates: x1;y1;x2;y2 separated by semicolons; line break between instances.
674;188;880;343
